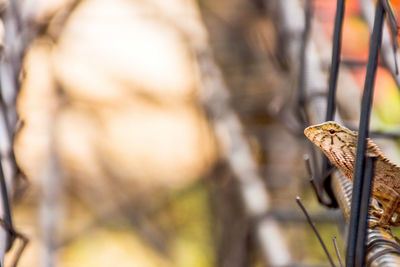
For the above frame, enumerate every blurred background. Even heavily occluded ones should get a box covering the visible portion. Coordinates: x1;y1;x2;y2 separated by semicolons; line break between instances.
1;0;400;266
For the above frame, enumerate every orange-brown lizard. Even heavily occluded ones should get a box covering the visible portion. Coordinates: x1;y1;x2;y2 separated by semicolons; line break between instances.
304;121;400;227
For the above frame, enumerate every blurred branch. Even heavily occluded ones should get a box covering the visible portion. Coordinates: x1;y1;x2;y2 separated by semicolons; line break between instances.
194;38;291;266
0;2;69;266
358;0;400;89
39;149;62;267
0;0;40;263
0;0;38;131
0;1;83;265
206;165;251;267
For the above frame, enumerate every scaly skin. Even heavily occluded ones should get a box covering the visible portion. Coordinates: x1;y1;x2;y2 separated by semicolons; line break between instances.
304;121;400;227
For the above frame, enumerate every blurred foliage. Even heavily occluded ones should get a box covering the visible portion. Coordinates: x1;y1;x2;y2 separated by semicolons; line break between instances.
165;183;215;267
59;182;215;267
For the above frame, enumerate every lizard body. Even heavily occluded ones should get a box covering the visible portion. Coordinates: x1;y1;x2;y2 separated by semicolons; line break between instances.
304;121;400;227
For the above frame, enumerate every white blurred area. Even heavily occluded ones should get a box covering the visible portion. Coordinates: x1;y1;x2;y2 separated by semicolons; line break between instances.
17;0;216;192
12;0;218;266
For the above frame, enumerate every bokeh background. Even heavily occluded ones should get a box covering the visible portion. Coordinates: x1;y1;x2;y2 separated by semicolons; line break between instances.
3;0;400;266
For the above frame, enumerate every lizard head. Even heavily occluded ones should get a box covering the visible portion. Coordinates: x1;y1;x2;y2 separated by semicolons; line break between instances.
304;121;358;153
304;121;385;180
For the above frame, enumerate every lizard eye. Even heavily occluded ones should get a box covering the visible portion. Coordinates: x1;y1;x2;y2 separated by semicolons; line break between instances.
329;129;335;134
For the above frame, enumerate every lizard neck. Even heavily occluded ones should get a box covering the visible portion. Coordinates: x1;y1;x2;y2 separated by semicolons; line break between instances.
323;146;356;180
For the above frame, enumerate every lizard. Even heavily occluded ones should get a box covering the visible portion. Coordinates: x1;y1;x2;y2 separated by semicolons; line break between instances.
304;121;400;227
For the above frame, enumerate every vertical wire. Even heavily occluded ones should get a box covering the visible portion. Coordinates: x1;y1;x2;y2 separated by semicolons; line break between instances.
322;0;346;208
345;2;384;266
325;0;345;121
355;156;375;266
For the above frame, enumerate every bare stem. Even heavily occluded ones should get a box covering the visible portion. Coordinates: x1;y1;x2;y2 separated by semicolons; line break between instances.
296;196;335;267
333;237;344;267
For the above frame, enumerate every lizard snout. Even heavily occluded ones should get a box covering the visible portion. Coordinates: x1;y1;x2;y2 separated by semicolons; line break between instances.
304;125;315;140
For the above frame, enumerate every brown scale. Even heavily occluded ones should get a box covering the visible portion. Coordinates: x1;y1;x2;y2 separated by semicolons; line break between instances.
304;121;400;227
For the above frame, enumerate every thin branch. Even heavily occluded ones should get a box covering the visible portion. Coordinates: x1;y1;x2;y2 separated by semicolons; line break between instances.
333;237;344;267
358;0;400;90
296;197;335;267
